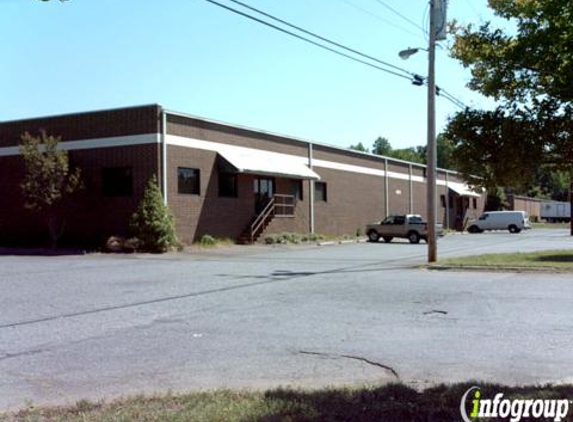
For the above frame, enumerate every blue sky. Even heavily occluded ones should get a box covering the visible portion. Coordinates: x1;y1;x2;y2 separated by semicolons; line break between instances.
1;0;499;149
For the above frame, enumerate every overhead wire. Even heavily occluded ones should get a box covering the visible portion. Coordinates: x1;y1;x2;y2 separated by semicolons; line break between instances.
225;0;417;78
201;0;470;110
334;0;426;41
370;0;426;34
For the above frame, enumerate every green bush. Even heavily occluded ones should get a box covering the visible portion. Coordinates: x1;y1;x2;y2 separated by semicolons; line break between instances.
264;232;325;244
199;234;217;246
129;176;181;253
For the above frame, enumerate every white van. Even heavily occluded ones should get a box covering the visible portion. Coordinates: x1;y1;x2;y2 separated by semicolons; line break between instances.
467;211;531;234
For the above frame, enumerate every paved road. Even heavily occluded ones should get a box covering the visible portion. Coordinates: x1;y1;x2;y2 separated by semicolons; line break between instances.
1;229;572;410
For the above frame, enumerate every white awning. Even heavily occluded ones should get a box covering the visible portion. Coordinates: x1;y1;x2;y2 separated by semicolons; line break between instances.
217;147;320;180
448;182;481;198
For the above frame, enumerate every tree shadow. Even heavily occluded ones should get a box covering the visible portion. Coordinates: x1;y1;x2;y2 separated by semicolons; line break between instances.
0;247;89;256
250;383;573;422
534;254;573;263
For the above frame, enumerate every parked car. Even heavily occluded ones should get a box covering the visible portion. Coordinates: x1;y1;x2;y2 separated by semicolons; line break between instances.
366;214;442;244
467;211;531;234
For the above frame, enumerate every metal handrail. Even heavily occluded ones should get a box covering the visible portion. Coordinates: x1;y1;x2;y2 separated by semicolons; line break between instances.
250;196;276;243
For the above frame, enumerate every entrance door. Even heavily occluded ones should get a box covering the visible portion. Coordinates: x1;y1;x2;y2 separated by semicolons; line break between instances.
254;177;275;213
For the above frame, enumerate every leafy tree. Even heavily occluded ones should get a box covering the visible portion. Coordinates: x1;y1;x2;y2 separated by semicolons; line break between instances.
349;142;369;153
372;137;392;156
130;176;180;252
388;147;424;164
19;131;82;247
448;0;573;190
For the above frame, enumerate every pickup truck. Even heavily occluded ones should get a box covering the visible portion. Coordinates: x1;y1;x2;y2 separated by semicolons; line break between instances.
366;214;440;244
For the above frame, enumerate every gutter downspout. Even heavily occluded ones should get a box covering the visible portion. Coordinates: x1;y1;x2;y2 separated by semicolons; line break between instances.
409;164;413;214
309;143;315;234
445;172;450;229
161;109;168;205
384;158;389;217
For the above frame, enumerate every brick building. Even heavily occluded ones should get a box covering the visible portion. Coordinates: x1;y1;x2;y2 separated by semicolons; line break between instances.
0;104;485;246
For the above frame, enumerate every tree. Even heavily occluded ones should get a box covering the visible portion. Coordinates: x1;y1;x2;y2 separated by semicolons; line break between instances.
372;137;392;156
130;176;180;252
349;142;369;153
19;131;82;247
447;0;573;189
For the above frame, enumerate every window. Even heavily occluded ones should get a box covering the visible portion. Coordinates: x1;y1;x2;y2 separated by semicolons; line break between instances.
472;198;478;209
449;195;454;209
314;182;327;202
102;167;133;197
440;195;446;208
219;172;238;197
291;180;303;201
178;167;200;195
394;216;406;225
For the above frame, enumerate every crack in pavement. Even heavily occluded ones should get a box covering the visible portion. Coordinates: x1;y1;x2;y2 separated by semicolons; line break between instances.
297;350;399;379
423;310;448;315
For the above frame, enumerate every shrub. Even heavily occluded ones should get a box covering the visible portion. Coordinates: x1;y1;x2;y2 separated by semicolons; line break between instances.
129;176;181;253
264;232;325;244
199;234;217;247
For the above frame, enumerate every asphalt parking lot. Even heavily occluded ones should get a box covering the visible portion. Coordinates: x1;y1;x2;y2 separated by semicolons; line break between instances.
1;229;572;410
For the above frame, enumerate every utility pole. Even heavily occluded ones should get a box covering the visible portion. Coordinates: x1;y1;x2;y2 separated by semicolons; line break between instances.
570;182;573;236
426;0;438;262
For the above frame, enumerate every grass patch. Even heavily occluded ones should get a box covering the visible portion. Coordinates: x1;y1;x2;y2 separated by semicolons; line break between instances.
531;222;571;230
263;232;362;245
3;383;573;422
437;249;573;271
194;235;234;248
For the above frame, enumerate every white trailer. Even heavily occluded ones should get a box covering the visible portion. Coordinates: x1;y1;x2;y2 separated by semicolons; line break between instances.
541;200;571;222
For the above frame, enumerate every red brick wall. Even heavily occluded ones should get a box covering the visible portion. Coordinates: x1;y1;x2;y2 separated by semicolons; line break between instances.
0;144;159;247
0;105;161;147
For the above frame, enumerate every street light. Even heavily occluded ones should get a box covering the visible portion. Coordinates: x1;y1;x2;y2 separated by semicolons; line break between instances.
399;0;440;263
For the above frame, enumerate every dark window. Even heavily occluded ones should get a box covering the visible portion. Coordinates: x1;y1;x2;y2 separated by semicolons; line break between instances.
219;172;238;197
315;182;327;202
291;180;303;201
440;194;446;208
178;167;200;195
102;167;133;197
394;216;406;225
472;198;478;209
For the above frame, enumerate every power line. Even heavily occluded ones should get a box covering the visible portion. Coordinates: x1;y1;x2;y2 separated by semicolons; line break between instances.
225;0;416;78
201;0;415;81
334;0;426;41
370;0;426;34
202;0;469;110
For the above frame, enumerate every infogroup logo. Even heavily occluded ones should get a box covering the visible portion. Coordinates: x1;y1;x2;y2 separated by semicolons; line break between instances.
460;386;570;422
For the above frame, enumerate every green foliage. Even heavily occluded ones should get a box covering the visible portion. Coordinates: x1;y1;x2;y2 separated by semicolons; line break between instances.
19;131;82;212
199;234;217;246
371;136;392;156
129;176;180;253
19;131;83;247
445;108;544;191
264;232;325;244
348;142;368;153
448;0;573;191
485;187;507;211
7;382;573;422
451;0;573;104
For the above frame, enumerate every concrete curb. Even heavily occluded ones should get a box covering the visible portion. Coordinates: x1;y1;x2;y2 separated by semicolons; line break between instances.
428;264;573;273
